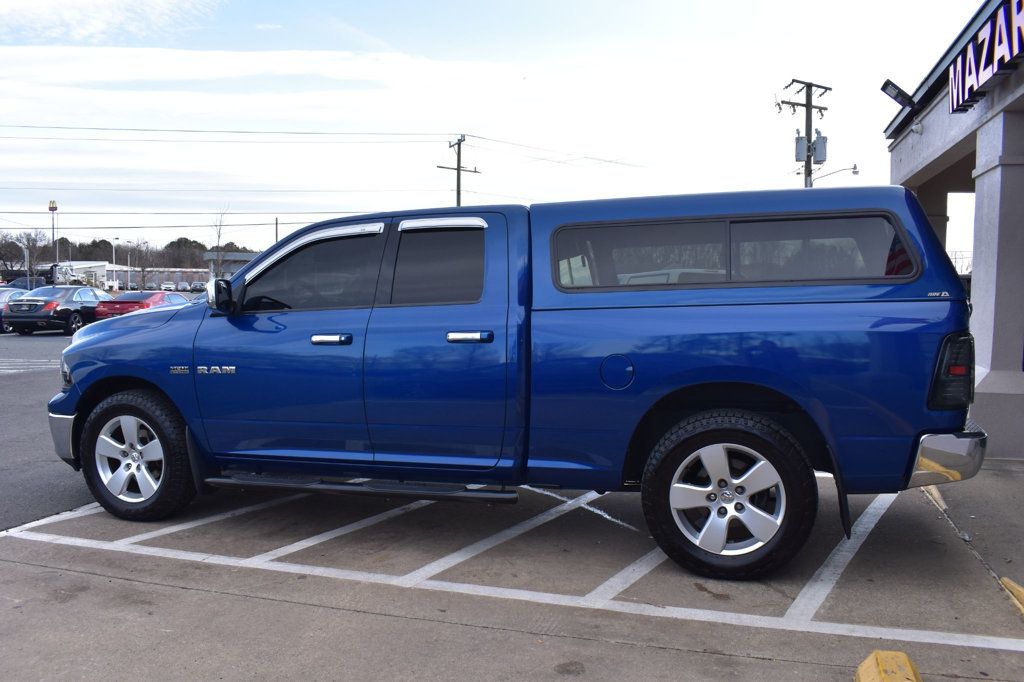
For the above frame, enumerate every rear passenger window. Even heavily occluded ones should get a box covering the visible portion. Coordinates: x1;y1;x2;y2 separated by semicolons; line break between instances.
554;214;913;290
391;229;484;305
731;216;913;281
555;222;727;288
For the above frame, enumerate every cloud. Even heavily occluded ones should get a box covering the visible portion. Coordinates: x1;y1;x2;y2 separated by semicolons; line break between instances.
254;24;282;31
0;0;218;43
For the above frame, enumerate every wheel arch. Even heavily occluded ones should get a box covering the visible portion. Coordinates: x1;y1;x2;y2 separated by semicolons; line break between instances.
71;376;178;467
621;381;837;487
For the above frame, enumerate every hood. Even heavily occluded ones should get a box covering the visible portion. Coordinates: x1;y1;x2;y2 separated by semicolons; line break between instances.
72;300;195;343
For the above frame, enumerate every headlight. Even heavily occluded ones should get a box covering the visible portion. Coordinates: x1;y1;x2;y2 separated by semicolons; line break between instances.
60;357;72;386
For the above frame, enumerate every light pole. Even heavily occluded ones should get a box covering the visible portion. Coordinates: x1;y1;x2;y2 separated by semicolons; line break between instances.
112;237;119;291
21;244;30;290
49;200;58;274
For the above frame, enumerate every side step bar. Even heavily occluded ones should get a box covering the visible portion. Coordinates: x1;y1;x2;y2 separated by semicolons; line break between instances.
203;475;519;504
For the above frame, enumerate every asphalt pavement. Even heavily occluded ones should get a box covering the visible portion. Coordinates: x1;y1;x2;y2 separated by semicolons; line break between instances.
0;331;93;529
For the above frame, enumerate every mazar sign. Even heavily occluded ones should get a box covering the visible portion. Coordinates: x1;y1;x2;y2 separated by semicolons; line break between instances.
949;0;1024;113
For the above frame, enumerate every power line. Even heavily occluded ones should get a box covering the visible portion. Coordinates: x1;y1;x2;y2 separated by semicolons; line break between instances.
0;186;453;193
0;135;444;145
0;210;368;215
0;124;452;137
464;134;639;167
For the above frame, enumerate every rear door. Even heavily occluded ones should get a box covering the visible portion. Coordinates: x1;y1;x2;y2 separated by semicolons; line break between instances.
363;214;509;468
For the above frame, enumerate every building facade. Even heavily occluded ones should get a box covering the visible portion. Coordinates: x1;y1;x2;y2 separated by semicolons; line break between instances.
886;0;1024;458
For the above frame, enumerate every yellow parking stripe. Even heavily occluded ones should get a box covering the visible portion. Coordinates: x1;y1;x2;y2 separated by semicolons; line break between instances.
1000;577;1024;618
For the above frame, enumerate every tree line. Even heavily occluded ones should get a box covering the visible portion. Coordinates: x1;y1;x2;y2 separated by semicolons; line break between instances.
0;229;255;279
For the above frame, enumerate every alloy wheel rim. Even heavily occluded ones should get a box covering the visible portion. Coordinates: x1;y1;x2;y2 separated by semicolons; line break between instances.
94;415;165;503
71;315;82;331
668;442;786;556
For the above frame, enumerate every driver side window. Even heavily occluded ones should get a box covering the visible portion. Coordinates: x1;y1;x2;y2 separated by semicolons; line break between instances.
242;233;385;312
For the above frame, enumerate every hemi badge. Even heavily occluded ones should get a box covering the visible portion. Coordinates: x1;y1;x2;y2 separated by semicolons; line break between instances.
169;366;190;375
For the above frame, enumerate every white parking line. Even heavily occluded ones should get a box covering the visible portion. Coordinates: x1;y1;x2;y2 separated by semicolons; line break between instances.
521;485;641;532
114;494;308;545
0;502;102;537
392;491;602;587
785;493;898;621
581;548;667;605
246;500;435;563
7;520;1024;654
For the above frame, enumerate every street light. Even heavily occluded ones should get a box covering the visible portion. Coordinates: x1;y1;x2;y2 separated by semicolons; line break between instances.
112;237;119;291
813;164;859;182
49;200;58;274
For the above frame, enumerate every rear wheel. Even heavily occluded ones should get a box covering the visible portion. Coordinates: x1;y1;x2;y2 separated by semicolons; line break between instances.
65;312;83;335
80;390;196;520
1;320;11;334
641;410;817;579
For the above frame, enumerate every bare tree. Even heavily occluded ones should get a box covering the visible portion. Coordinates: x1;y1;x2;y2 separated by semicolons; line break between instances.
134;240;155;290
212;212;226;278
15;230;49;276
0;231;23;271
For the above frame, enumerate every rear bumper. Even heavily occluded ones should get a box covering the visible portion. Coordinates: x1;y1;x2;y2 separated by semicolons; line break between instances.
48;412;77;469
907;422;986;488
7;315;65;330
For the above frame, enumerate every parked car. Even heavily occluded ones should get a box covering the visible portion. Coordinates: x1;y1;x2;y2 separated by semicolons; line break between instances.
4;276;46;290
176;282;190;292
161;282;175;291
7;285;112;335
190;281;207;293
95;291;191;320
0;287;27;333
49;187;984;579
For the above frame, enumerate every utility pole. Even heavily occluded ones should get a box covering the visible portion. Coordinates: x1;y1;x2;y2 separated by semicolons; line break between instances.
275;217;279;243
437;134;480;206
780;79;830;188
49;200;58;272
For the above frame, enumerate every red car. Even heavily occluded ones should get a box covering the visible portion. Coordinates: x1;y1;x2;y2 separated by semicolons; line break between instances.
94;291;191;320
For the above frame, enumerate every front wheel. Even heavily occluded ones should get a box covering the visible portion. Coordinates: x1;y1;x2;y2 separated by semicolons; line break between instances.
80;390;196;520
641;410;818;580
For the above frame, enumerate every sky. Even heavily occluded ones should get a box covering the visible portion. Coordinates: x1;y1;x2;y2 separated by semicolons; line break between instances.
0;0;981;253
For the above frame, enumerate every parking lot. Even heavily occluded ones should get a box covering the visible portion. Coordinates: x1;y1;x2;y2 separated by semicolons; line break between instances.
1;333;1023;679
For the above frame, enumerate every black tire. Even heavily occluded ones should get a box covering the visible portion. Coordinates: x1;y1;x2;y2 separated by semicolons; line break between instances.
15;326;33;335
65;312;83;335
1;320;11;334
641;409;817;580
80;389;196;521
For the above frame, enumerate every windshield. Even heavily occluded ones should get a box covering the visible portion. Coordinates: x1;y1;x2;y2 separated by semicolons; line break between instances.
25;286;71;299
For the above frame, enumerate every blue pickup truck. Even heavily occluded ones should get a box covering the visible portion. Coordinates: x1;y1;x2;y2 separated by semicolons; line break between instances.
48;186;985;578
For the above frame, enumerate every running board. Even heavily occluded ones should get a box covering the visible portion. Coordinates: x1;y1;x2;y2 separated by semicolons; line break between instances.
203;475;519;504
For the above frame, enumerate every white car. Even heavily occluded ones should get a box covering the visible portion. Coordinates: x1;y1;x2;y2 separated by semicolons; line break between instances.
161;282;175;291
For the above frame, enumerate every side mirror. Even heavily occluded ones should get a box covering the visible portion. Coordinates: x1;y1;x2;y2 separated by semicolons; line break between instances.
209;279;235;314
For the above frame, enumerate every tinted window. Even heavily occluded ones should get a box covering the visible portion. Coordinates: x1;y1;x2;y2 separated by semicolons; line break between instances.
731;216;913;281
242;233;384;312
115;292;154;301
555;222;728;288
391;229;484;305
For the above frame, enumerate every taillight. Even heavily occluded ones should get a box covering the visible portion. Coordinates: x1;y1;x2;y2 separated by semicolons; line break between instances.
928;332;974;410
41;301;59;312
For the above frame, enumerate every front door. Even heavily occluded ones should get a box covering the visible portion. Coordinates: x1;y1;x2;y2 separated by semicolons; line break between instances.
364;214;509;468
193;221;387;464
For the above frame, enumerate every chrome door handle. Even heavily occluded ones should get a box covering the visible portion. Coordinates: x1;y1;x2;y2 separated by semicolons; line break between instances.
446;331;494;343
311;333;353;345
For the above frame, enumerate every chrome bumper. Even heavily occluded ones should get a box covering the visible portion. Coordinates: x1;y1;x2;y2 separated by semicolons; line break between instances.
48;412;77;469
908;422;986;488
